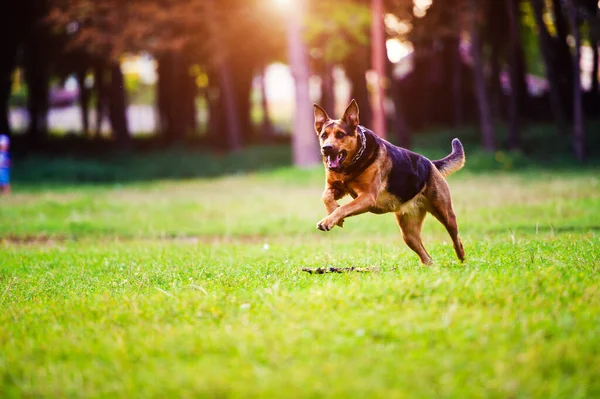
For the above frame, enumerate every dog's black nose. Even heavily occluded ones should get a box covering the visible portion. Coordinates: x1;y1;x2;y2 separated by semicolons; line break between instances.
321;144;334;155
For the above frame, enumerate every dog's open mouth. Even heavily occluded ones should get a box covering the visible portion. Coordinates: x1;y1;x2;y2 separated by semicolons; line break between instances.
327;150;347;170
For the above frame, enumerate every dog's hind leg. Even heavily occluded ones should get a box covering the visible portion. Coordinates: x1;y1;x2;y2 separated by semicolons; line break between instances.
430;206;465;262
424;173;465;262
395;208;432;265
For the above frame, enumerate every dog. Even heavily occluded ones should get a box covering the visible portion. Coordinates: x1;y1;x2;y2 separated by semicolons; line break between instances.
314;99;466;264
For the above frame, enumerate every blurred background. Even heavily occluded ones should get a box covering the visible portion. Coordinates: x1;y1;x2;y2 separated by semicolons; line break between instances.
1;0;599;183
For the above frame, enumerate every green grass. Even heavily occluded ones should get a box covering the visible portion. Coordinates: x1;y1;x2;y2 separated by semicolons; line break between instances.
1;143;600;397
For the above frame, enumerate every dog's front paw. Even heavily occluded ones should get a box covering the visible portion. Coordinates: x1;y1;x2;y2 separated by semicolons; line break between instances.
317;216;338;231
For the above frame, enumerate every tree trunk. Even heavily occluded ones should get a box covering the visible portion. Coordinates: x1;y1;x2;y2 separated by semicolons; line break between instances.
24;36;50;145
232;62;254;144
76;69;91;137
286;1;320;167
205;0;243;151
259;66;275;141
391;78;411;149
0;0;21;137
320;62;335;116
385;53;410;148
567;1;585;161
550;0;574;115
24;57;50;145
469;0;495;152
206;72;226;148
489;43;503;121
487;0;506;123
108;62;130;145
506;0;526;149
156;54;173;140
218;61;243;151
530;0;569;135
344;48;372;128
552;0;569;41
171;54;197;141
592;40;599;94
370;0;387;138
22;0;50;146
94;63;108;138
178;56;198;140
156;52;197;143
157;54;172;141
0;41;17;137
452;38;464;127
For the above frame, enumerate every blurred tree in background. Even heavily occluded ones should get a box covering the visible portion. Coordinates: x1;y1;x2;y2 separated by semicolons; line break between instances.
0;0;599;164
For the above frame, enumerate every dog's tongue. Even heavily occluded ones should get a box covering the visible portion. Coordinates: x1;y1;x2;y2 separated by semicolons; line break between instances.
328;153;342;169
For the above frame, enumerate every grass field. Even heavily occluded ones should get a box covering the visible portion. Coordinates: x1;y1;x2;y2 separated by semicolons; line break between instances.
1;139;600;398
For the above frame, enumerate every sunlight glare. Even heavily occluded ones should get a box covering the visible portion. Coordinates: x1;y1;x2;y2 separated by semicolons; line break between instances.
384;14;411;35
413;0;432;18
273;0;292;9
386;39;413;63
414;0;433;8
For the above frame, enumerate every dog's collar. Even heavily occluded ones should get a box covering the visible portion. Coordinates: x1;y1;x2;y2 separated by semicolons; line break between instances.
344;125;367;169
338;125;379;176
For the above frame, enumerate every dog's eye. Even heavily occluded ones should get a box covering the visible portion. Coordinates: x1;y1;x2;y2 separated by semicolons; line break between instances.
335;132;345;139
320;133;327;140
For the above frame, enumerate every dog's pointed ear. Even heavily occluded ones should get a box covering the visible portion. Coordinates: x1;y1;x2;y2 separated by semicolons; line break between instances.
342;99;359;129
314;104;329;133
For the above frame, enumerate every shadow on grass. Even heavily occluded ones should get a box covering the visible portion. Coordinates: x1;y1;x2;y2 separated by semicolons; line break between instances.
12;145;293;186
9;122;600;186
411;122;600;173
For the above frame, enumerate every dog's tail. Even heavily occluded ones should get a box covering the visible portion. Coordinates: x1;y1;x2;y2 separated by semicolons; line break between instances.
432;138;465;178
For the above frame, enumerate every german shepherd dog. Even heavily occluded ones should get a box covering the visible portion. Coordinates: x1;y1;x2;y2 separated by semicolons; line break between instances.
314;100;466;264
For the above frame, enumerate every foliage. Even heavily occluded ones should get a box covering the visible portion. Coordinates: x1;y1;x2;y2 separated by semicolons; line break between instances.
8;86;28;108
520;1;546;76
4;0;600;160
305;0;371;62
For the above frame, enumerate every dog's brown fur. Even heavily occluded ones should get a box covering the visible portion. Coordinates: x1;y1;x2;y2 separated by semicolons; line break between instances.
314;100;465;264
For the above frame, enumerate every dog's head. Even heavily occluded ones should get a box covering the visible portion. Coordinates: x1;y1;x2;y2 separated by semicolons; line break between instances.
314;100;361;172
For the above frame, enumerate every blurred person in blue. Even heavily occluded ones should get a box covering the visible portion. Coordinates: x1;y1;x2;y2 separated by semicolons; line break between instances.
0;134;11;194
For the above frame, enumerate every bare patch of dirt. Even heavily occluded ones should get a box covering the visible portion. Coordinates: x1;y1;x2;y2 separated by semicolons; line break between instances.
301;266;381;274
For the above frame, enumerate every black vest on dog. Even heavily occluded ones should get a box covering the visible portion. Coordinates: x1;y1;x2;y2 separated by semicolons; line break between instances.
344;126;431;203
384;140;431;202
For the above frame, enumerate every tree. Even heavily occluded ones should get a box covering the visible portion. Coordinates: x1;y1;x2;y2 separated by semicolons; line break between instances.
203;0;243;150
550;0;575;111
108;62;130;145
0;1;23;137
506;0;529;149
286;0;320;167
390;0;475;132
343;50;372;129
469;0;495;152
567;0;585;161
591;34;599;96
370;0;387;138
486;0;507;122
24;0;52;145
49;0;133;144
304;0;371;124
93;62;109;138
390;76;411;148
258;66;275;141
530;0;569;135
451;36;464;127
